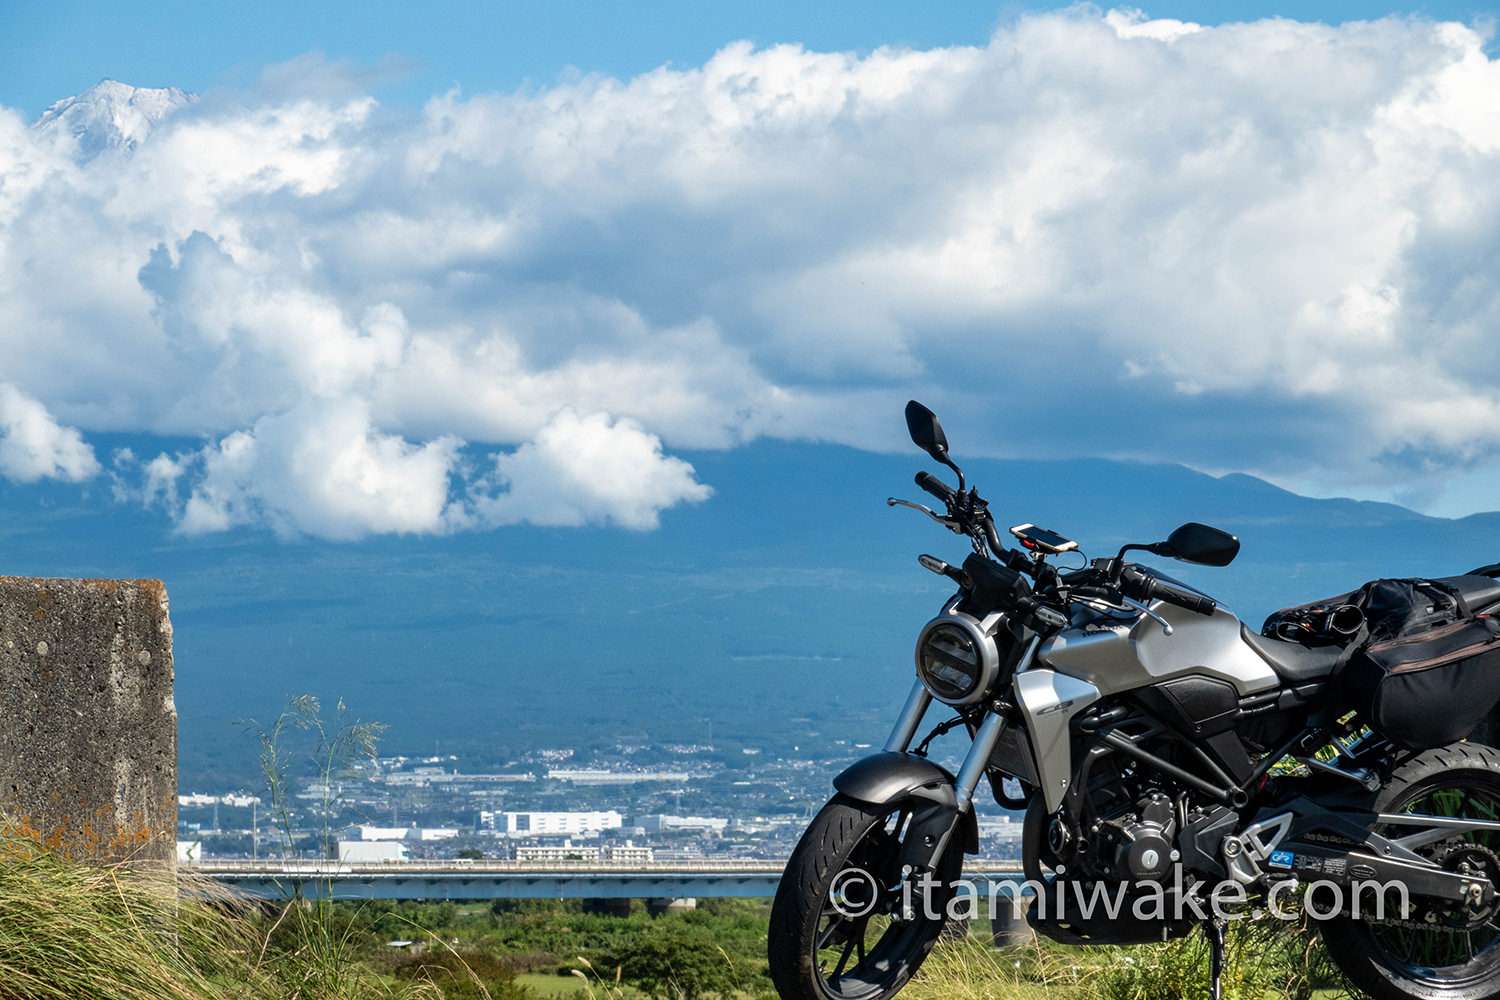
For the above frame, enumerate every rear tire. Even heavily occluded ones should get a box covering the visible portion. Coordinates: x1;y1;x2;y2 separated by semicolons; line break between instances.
1322;743;1500;1000
768;793;964;1000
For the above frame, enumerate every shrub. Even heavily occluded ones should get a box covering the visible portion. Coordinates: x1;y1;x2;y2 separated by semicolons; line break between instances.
394;950;535;1000
599;931;745;1000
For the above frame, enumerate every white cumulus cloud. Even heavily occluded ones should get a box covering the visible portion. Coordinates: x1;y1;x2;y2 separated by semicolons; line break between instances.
167;401;464;540
476;409;714;530
0;384;100;483
3;8;1500;533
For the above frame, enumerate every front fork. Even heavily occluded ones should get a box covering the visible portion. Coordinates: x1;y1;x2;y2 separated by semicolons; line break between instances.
882;637;1040;872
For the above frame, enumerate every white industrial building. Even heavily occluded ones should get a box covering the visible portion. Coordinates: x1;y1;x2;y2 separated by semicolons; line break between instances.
546;769;689;784
178;791;263;808
603;841;654;862
346;825;463;842
515;841;601;861
339;840;408;862
636;814;730;834
479;810;623;836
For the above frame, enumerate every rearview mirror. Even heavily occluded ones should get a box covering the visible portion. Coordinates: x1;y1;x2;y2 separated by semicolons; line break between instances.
905;400;966;490
1160;522;1240;567
904;400;949;463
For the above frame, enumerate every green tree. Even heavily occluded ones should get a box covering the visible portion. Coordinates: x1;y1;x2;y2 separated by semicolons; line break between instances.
602;931;743;1000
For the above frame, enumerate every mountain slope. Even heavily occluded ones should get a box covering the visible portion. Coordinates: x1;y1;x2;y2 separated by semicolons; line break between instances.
33;79;194;159
3;437;1498;784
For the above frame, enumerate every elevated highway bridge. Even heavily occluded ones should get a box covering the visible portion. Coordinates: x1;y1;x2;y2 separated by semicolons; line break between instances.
185;858;1027;901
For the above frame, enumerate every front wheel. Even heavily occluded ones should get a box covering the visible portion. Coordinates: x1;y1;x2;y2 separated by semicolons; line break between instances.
1322;743;1500;1000
768;793;963;1000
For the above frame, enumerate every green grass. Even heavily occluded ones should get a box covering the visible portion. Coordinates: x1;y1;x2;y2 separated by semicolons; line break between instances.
0;834;490;1000
0;836;1369;1000
904;923;1352;1000
0;841;261;1000
515;973;595;998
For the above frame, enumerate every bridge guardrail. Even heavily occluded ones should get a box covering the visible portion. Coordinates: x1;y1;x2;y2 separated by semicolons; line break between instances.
184;858;1023;876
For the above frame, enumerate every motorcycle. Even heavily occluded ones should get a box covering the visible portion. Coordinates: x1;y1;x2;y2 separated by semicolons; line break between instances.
768;401;1500;1000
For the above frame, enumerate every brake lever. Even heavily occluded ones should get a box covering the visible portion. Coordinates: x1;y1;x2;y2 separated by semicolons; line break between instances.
1119;595;1173;636
1065;588;1173;636
886;498;964;533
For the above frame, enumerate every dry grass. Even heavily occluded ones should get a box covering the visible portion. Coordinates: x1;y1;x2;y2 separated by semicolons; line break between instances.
905;919;1349;1000
0;834;449;1000
904;931;1104;1000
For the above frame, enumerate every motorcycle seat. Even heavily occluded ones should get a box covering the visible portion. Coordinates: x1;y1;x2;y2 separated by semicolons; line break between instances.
1244;575;1500;686
1434;575;1500;613
1240;626;1344;684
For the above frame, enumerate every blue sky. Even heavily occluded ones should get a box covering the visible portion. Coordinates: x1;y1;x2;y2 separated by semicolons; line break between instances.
4;2;1493;117
2;0;1500;542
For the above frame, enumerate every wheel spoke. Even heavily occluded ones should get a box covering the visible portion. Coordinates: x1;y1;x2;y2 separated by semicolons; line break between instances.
1456;791;1475;832
1359;771;1500;981
815;915;848;951
832;937;857;980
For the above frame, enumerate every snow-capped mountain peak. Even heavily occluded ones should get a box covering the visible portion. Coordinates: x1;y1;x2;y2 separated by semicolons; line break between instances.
32;79;196;160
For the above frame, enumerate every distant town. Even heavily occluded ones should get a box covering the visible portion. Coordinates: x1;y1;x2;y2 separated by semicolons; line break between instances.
177;741;1023;864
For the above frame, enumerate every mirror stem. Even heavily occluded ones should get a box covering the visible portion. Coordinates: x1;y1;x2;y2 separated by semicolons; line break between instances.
948;459;965;494
1115;541;1168;564
935;451;965;493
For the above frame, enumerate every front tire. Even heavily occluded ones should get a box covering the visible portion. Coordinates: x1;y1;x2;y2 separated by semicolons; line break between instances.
768;793;964;1000
1322;743;1500;1000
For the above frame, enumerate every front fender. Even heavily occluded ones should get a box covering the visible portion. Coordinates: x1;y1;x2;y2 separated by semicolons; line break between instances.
833;751;979;855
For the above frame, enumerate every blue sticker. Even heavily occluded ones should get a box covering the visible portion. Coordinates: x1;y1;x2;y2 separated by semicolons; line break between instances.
1267;850;1294;869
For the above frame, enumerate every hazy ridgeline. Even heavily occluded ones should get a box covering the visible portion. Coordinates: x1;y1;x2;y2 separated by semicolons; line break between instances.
4;439;1495;785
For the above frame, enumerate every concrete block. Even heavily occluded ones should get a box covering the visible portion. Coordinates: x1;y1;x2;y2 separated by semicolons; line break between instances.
645;897;697;917
0;577;176;864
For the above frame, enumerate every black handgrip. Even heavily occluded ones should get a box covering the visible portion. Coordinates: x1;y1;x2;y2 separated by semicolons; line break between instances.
1120;566;1217;616
914;471;956;505
1152;582;1217;616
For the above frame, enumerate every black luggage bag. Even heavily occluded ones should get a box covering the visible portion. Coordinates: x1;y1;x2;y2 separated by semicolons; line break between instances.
1343;613;1500;752
1271;576;1500;751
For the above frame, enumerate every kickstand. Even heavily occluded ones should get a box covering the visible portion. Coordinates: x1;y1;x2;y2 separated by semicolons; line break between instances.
1204;917;1226;1000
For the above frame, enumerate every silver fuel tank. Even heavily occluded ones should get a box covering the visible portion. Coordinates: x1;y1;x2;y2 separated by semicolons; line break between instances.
1037;600;1278;697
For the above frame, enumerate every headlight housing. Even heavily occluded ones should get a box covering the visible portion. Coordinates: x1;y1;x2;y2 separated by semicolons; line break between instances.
914;613;1001;706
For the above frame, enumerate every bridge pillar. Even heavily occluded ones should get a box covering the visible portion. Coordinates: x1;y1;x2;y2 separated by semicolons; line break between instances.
582;898;632;917
990;895;1030;947
646;897;697;917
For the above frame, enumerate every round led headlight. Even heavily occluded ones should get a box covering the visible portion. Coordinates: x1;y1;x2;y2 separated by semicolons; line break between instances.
914;614;1000;706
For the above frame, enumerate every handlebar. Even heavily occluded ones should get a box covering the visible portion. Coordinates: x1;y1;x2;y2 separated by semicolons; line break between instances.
899;470;1220;624
1119;566;1217;616
909;473;1026;571
914;471;957;506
